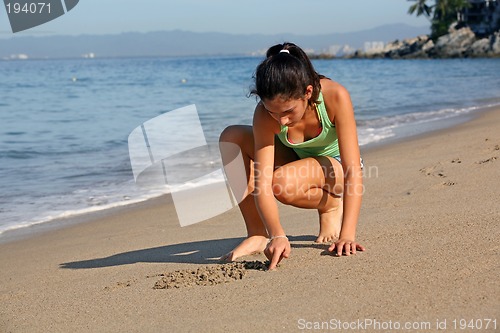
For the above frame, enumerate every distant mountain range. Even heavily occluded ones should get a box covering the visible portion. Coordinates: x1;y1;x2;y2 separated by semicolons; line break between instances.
0;23;429;59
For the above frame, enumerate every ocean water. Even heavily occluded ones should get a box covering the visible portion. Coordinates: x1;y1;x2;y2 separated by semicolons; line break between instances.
1;56;499;237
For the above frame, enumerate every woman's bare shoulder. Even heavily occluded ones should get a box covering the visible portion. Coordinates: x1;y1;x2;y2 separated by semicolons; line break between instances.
320;78;350;101
320;79;353;122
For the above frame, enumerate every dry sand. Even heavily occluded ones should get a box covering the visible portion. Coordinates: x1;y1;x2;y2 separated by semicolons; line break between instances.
0;107;499;332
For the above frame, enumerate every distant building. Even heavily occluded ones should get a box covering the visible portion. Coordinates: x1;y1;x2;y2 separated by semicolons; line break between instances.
459;0;500;36
3;54;29;60
364;41;385;54
325;44;355;57
328;45;343;56
303;48;316;55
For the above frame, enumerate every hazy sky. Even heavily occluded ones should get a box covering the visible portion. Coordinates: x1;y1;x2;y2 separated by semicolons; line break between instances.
1;0;428;37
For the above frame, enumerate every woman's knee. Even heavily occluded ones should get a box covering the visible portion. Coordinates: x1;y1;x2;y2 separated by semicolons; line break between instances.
219;125;254;163
219;125;249;144
272;169;297;204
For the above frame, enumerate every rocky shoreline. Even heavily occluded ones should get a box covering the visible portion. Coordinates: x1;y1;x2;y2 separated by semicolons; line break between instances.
349;25;500;59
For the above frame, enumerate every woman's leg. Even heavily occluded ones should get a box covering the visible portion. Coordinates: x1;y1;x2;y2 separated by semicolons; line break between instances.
219;125;298;260
272;156;344;243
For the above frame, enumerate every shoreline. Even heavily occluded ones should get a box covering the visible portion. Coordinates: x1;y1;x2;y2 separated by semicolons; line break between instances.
1;104;499;332
0;102;497;245
361;103;497;152
0;194;174;245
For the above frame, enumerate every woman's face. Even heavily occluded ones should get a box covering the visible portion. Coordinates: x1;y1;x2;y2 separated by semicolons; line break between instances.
262;97;308;127
262;85;313;127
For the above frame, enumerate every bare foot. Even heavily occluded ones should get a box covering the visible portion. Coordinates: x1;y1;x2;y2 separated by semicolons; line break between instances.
315;199;343;243
219;235;269;262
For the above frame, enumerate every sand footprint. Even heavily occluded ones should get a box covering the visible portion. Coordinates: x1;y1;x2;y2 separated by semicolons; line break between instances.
476;140;498;164
476;156;497;164
419;163;446;178
104;279;138;290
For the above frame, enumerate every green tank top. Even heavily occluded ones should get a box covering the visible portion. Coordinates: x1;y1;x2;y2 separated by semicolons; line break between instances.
277;92;339;159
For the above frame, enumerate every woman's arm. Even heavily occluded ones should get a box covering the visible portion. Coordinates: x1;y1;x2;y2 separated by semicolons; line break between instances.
253;105;291;268
323;81;365;255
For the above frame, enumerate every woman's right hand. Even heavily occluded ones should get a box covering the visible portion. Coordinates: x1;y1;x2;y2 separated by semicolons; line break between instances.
264;237;291;270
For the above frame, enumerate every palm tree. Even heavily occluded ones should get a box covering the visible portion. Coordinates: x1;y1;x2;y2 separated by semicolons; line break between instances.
432;0;471;37
408;0;471;39
433;0;470;19
408;0;433;21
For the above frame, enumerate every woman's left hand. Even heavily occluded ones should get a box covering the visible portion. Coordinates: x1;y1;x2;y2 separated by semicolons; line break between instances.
328;238;365;256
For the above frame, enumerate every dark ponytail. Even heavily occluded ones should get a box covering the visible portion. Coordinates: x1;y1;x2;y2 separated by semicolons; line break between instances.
250;42;324;106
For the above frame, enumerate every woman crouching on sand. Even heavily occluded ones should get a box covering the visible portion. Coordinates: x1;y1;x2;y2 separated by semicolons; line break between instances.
219;42;365;269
